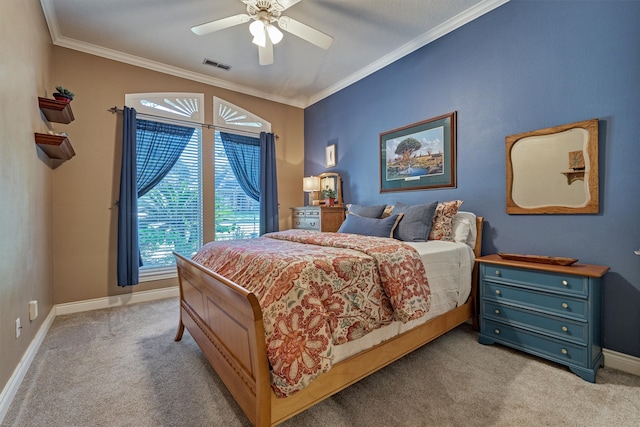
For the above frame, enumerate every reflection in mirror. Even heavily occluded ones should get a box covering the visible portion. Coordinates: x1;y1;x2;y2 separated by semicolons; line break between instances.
313;172;344;206
506;119;599;214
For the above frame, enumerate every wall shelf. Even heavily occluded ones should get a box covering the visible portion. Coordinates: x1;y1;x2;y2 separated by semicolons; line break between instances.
34;133;75;161
36;97;75;164
38;97;74;124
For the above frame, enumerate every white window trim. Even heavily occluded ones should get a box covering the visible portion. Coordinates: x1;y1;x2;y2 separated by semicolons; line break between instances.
139;267;178;282
213;96;271;136
125;93;205;125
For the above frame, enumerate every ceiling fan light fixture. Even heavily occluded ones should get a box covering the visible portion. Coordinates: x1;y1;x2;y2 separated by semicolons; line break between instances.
252;34;266;47
266;24;283;44
249;19;265;37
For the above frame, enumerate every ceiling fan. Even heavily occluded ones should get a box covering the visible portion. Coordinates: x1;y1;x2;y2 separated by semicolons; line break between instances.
191;0;333;66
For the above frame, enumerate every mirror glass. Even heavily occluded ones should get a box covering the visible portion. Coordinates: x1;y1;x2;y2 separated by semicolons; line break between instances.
314;172;343;206
506;119;598;214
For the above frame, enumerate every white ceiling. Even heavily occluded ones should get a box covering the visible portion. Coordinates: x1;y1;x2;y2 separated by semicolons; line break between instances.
40;0;509;108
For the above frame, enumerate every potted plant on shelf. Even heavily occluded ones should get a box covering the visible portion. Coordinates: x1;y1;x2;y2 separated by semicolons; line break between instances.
322;185;337;207
53;86;75;103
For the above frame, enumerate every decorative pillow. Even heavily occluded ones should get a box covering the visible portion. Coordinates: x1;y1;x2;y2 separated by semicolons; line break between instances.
346;203;388;218
338;213;403;238
392;201;439;242
381;205;394;218
451;211;477;247
428;200;463;241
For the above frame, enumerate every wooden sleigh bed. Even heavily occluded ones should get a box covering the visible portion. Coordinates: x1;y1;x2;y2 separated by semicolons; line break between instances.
174;215;483;426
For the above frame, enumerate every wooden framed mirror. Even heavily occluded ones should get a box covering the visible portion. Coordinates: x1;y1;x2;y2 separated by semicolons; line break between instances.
313;172;344;206
506;119;599;214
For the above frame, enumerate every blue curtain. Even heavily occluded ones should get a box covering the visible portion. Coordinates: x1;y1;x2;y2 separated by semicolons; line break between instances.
117;116;195;287
219;132;260;201
137;120;195;197
117;107;139;286
260;132;279;234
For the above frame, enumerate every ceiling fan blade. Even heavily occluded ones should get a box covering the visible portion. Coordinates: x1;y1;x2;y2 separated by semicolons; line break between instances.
243;0;301;12
274;0;302;11
277;16;333;49
191;14;250;36
258;38;274;66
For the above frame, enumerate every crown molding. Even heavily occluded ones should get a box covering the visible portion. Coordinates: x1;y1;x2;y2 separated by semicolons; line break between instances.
306;0;510;106
40;0;509;109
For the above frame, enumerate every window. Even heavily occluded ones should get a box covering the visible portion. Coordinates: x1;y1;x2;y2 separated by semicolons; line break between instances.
214;131;260;240
125;93;204;280
138;127;201;267
213;97;271;241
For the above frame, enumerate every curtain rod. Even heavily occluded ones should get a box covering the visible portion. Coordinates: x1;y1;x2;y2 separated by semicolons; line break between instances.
108;106;278;139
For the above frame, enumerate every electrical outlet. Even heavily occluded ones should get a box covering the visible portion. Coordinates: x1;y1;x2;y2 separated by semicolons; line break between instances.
29;300;38;320
15;318;21;338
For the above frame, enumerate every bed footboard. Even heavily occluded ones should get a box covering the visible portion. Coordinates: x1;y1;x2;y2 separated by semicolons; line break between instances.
174;252;271;426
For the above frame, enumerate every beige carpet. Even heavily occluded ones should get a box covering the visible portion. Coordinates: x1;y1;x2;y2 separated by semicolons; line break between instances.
3;298;640;426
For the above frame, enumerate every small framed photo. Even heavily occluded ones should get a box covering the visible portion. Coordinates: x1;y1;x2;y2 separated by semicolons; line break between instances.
326;144;336;167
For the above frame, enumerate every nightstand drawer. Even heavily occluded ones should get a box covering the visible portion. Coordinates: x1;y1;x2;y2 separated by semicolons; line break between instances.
482;301;587;345
483;282;587;321
483;319;587;367
293;218;320;230
292;209;320;218
482;265;588;296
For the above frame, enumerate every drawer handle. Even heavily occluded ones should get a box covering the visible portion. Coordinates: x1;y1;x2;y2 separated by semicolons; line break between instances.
561;326;568;332
494;329;500;334
309;222;316;226
562;302;569;309
495;270;501;276
494;309;500;315
561;348;568;355
561;280;568;286
495;290;501;296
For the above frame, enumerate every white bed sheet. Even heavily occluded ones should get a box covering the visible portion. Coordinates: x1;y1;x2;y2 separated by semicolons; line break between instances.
332;240;475;363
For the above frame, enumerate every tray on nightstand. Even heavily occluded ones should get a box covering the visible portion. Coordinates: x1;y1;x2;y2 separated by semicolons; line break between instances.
497;253;578;266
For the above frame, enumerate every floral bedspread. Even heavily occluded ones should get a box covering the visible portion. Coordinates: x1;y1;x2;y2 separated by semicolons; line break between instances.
191;229;431;397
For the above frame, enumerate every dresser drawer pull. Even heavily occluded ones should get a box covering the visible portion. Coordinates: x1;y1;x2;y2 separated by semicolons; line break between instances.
562;302;569;309
561;280;568;286
494;329;500;334
495;290;501;296
561;326;568;332
494;309;500;315
309;222;316;226
495;270;501;276
561;348;568;355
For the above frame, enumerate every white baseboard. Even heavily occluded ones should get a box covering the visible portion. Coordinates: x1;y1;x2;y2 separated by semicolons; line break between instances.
604;348;640;376
55;286;179;316
0;286;179;424
0;307;56;424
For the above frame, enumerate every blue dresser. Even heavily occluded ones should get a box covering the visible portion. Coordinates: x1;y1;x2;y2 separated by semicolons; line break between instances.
477;254;609;382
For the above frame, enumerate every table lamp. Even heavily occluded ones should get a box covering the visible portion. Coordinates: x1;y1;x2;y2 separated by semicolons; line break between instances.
302;176;321;206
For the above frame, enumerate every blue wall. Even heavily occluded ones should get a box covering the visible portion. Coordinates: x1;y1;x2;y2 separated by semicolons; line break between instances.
304;1;640;357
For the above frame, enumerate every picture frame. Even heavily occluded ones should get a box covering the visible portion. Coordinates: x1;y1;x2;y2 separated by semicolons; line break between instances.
380;112;456;192
325;144;336;167
505;118;599;214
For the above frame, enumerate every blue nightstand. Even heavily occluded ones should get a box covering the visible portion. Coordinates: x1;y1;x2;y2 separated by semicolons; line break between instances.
477;254;609;382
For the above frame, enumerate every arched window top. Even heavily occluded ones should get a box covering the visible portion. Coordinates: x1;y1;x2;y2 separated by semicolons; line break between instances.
125;93;205;125
214;97;271;133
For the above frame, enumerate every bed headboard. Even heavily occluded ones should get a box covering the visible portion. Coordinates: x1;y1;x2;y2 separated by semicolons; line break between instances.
473;216;484;258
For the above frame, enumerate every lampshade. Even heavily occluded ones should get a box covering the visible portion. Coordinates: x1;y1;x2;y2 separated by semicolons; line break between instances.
302;176;321;192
